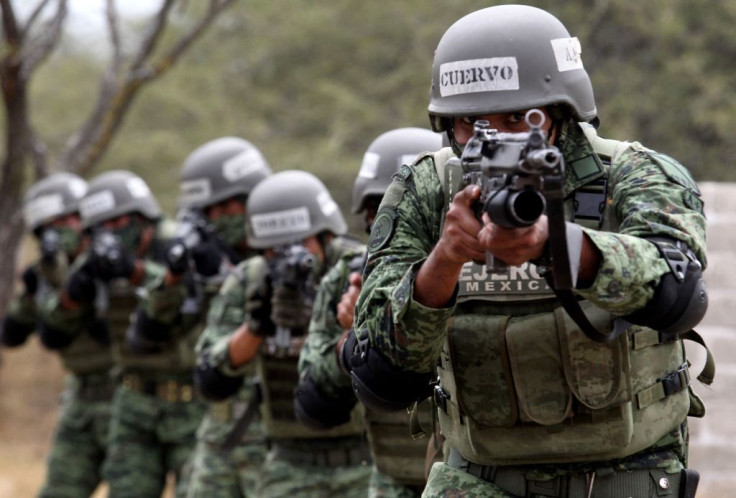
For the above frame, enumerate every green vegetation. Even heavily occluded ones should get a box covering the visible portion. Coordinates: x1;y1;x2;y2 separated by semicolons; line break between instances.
29;0;736;234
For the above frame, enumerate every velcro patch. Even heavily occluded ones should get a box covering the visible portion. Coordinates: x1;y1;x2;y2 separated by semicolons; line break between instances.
368;208;397;253
649;152;701;194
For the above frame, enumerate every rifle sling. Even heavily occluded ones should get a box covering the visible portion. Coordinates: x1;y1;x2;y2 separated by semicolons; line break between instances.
545;186;614;343
221;381;263;453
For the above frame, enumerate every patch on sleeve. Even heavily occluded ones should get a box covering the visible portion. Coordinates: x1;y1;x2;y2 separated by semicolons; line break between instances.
368;208;398;253
649;152;701;194
380;178;407;210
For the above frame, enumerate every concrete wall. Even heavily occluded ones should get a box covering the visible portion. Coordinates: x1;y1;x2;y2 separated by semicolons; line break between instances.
687;182;736;498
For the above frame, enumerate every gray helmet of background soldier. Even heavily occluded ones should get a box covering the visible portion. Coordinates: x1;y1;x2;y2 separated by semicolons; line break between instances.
247;170;346;256
427;4;597;153
23;172;88;257
178;137;272;250
78;170;161;254
351;128;442;232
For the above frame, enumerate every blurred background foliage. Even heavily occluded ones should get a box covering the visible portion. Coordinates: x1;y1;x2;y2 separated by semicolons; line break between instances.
27;0;736;236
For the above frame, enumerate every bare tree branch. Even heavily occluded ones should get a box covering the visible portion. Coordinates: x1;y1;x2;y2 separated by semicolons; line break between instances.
58;0;238;176
26;122;48;178
21;0;68;79
25;0;53;32
139;0;237;81
0;0;22;46
106;0;122;69
131;0;176;71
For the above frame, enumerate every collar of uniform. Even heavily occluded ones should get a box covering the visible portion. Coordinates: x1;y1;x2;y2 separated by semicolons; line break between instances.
558;120;606;196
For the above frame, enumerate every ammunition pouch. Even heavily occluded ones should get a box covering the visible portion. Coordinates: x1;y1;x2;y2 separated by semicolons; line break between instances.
121;372;197;403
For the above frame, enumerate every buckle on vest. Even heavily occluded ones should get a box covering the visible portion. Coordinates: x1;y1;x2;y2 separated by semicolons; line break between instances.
661;363;690;397
433;385;450;414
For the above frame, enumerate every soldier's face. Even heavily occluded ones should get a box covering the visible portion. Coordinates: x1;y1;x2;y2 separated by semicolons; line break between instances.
204;197;246;221
48;213;82;232
452;108;554;144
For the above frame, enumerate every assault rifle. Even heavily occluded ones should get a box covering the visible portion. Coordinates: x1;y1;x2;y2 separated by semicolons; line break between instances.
167;209;214;275
448;109;564;271
40;228;60;264
267;244;317;356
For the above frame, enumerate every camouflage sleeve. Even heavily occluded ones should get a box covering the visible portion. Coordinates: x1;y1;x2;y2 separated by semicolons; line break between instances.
196;259;261;378
575;143;708;314
355;159;456;374
298;257;353;399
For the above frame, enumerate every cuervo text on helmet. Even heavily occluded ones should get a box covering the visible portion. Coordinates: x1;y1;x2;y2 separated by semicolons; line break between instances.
439;57;519;97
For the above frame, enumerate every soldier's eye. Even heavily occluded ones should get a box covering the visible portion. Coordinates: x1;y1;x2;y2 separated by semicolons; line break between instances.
509;112;526;124
460;117;476;126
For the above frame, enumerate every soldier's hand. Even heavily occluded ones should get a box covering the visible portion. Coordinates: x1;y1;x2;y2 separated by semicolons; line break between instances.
191;240;224;277
21;266;38;296
435;185;486;266
337;272;362;330
477;213;548;266
270;285;311;330
245;282;275;337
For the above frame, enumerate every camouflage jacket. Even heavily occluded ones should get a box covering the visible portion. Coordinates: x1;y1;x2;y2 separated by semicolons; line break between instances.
354;122;707;469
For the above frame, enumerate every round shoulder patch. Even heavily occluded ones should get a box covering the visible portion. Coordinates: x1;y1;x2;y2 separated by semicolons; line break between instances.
368;209;397;253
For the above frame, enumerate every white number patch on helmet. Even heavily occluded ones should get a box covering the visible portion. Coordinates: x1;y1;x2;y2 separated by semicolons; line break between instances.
24;194;64;227
550;37;583;72
222;149;266;182
251;207;311;238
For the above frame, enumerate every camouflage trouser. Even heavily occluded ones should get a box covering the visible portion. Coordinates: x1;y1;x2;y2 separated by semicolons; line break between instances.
185;437;266;497
256;446;372;498
369;465;423;498
38;389;111;498
102;384;206;498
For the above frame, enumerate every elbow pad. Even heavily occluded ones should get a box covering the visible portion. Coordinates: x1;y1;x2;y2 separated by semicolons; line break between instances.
0;316;34;347
345;329;434;413
194;362;244;401
38;322;75;350
294;374;357;430
624;238;708;336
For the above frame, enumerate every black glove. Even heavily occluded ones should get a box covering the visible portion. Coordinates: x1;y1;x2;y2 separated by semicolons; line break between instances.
66;262;97;303
21;266;38;296
270;285;312;330
191;240;224;277
93;248;136;282
245;281;275;337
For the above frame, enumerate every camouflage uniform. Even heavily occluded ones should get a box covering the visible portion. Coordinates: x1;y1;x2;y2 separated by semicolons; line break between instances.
298;253;433;498
354;119;708;497
182;272;267;498
197;236;372;498
2;254;116;498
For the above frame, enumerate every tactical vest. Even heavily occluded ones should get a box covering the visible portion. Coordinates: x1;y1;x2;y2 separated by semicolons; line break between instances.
257;237;366;440
430;124;695;465
366;403;435;486
36;256;115;375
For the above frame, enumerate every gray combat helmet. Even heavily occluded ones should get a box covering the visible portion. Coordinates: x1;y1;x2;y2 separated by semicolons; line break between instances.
246;170;347;249
428;4;597;132
79;170;161;229
351;128;443;214
178;137;272;210
23;172;88;232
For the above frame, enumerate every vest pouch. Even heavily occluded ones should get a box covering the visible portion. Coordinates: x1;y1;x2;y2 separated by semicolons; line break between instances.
258;355;364;439
365;406;431;486
505;312;571;425
554;302;628;409
444;314;516;427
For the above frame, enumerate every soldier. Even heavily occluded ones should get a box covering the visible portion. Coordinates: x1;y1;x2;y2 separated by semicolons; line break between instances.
1;173;115;498
39;170;189;497
136;137;272;498
294;128;443;498
195;170;372;497
349;5;709;498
